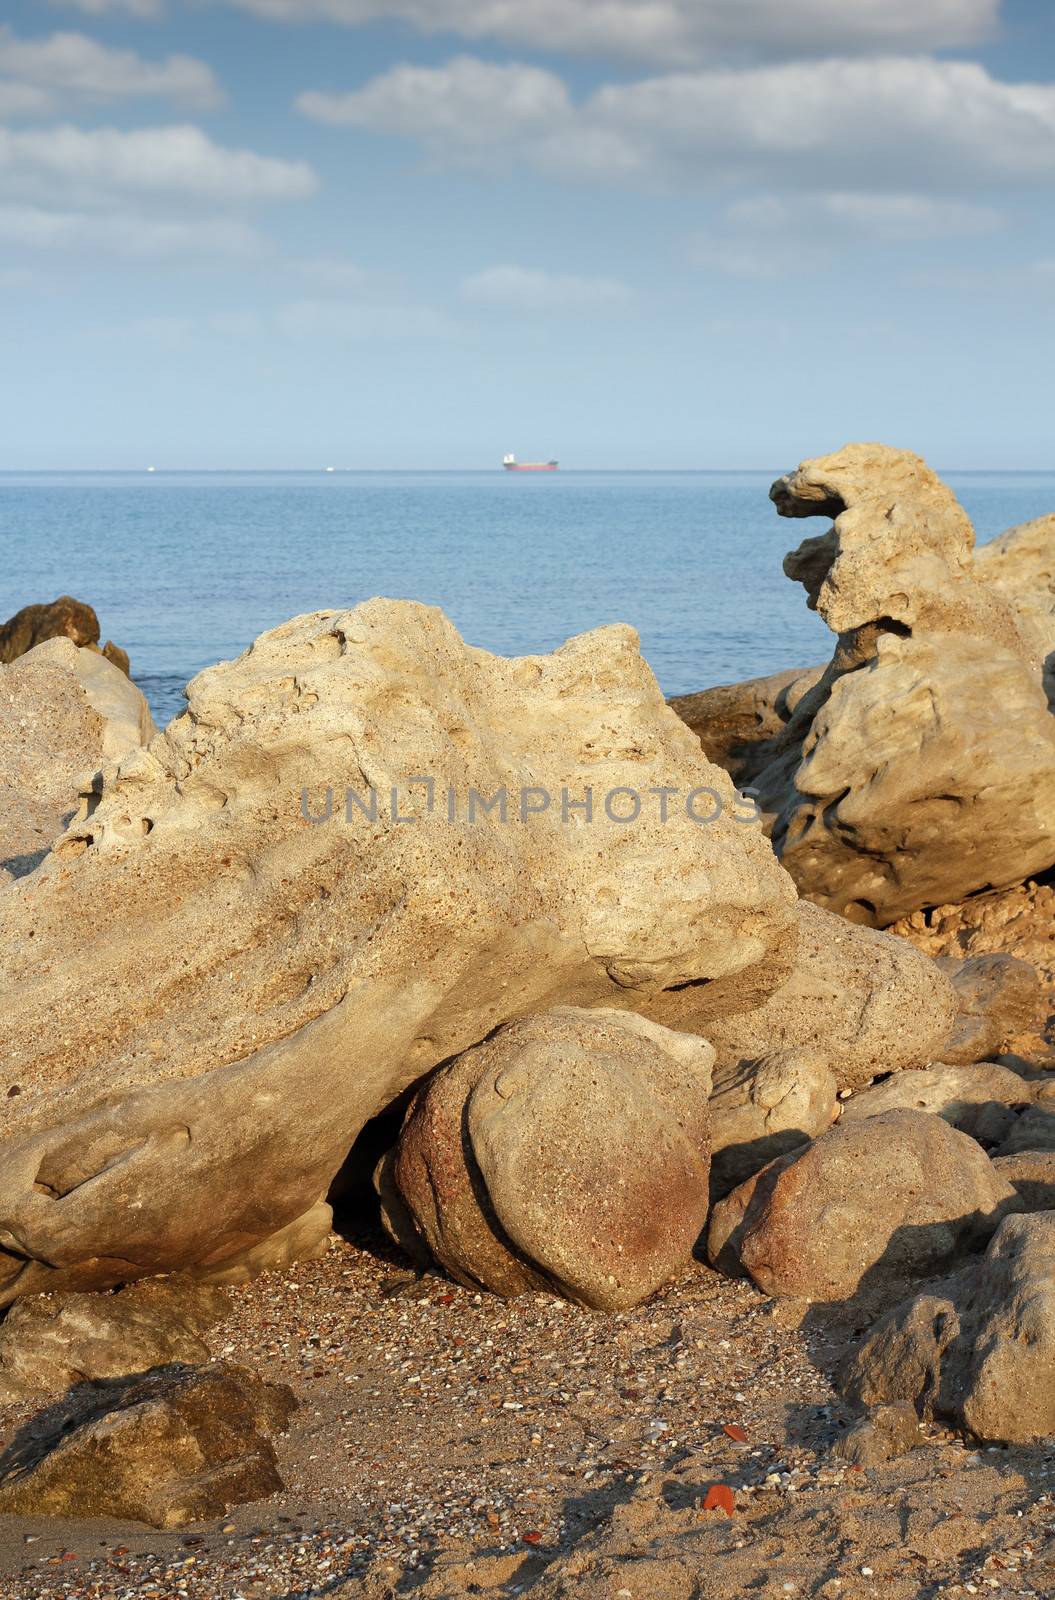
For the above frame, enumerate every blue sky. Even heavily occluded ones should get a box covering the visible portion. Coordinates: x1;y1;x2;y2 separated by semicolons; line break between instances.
0;0;1053;468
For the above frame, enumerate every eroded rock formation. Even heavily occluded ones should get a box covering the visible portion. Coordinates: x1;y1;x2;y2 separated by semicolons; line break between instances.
0;596;130;674
0;602;795;1302
674;446;1055;927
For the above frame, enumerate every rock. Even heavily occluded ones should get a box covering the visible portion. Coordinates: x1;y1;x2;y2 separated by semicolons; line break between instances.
708;1048;836;1198
0;1278;229;1403
832;1400;921;1467
0;596;132;676
0;1362;296;1527
191;1199;333;1285
390;1007;714;1310
707;1109;1018;1301
668;663;823;786
992;1149;1055;1211
842;1212;1055;1444
702;445;1055;927
699;900;958;1091
975;514;1055;707
0;602;796;1302
937;953;1043;1065
0;639;155;882
893;877;1055;1069
840;1062;1033;1147
995;1104;1055;1157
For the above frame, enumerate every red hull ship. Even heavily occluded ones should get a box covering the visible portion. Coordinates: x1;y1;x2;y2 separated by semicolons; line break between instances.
503;454;559;472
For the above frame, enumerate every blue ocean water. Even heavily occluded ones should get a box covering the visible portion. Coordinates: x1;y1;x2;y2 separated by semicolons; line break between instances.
2;470;1053;728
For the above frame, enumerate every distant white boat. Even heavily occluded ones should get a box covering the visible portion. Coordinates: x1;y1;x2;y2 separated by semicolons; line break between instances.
325;466;336;473
147;466;157;474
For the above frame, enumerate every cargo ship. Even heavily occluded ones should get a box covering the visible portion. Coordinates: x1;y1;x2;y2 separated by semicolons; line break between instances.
503;453;559;472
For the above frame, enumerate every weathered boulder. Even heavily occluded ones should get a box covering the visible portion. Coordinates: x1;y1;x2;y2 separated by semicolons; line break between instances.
842;1212;1055;1444
831;1400;921;1467
0;603;795;1302
0;596;131;675
975;514;1055;706
677;447;1055;927
992;1149;1055;1211
708;1048;836;1197
387;1007;714;1310
698;900;957;1091
0;1362;296;1527
937;953;1043;1065
668;663;822;786
0;639;155;882
840;1062;1033;1147
707;1109;1018;1300
0;1278;229;1403
995;1103;1055;1157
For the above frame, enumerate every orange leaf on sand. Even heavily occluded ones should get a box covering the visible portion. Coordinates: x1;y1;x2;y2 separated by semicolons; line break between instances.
722;1423;749;1442
703;1484;736;1515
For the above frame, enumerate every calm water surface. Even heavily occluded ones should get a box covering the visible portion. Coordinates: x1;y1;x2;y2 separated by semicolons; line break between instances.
2;470;1052;726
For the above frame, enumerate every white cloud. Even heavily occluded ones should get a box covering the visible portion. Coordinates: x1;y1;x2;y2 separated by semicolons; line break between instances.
232;0;997;66
462;264;631;312
302;55;1055;194
0;123;318;203
298;57;569;161
50;0;164;16
0;81;56;118
0;27;220;114
693;191;1004;278
0;202;264;256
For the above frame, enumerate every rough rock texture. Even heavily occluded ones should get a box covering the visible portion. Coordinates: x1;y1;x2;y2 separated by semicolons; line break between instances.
0;596;129;673
0;1278;229;1402
893;877;1055;1066
840;1061;1034;1147
700;899;957;1091
975;513;1055;706
0;639;155;882
995;1103;1055;1157
0;603;796;1303
992;1149;1055;1211
387;1008;714;1310
831;1400;921;1467
676;446;1055;926
192;1199;333;1285
0;1362;296;1527
707;1109;1018;1300
937;953;1042;1065
667;663;822;786
843;1212;1055;1444
708;1048;836;1198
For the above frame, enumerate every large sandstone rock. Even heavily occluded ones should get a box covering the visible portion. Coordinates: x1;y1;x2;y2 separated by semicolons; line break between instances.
842;1212;1055;1444
0;1362;296;1527
675;447;1055;926
0;1278;229;1402
0;639;154;882
708;1048;836;1197
937;953;1042;1065
386;1008;714;1310
0;603;796;1302
707;1109;1018;1300
667;663;823;786
975;514;1055;707
840;1061;1033;1147
699;899;957;1091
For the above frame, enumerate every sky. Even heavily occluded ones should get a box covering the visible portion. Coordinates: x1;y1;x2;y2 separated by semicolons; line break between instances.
0;0;1053;469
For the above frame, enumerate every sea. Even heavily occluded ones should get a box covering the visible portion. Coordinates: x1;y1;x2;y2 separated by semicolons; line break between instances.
2;470;1053;729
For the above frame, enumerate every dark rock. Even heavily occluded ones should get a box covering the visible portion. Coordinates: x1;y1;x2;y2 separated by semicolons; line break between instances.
0;1363;296;1528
